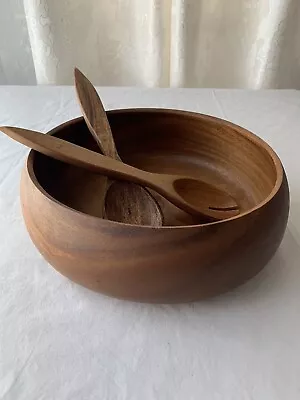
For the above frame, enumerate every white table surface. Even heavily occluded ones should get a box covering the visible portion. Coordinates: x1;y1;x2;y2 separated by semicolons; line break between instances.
0;87;300;400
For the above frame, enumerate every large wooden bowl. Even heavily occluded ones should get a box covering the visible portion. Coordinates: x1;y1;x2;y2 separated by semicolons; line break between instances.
20;109;289;303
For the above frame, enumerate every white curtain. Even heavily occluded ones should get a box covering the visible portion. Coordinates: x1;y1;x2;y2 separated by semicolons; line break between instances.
1;0;300;88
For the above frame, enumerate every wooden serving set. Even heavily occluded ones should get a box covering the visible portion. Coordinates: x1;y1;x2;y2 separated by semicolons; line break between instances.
0;69;289;303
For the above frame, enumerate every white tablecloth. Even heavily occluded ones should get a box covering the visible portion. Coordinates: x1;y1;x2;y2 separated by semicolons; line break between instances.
0;87;300;400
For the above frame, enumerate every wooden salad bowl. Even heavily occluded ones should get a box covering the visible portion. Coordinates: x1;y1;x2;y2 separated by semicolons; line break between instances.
20;109;289;303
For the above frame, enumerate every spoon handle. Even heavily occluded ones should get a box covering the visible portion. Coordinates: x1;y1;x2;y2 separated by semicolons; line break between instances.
74;68;119;160
0;126;156;186
74;67;116;219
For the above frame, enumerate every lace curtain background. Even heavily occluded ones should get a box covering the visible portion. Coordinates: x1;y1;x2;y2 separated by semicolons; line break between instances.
1;0;300;88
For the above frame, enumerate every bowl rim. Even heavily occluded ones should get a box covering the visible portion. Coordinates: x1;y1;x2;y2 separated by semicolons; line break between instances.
25;108;284;230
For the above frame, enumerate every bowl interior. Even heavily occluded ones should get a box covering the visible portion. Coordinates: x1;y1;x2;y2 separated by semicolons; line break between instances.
31;109;279;227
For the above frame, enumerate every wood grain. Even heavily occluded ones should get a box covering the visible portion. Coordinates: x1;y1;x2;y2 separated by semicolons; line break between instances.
20;109;289;303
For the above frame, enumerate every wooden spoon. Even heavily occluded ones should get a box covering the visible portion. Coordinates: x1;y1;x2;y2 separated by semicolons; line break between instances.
0;126;239;221
74;67;163;226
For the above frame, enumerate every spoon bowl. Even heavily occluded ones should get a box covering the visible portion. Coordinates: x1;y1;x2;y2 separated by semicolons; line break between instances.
173;177;239;210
